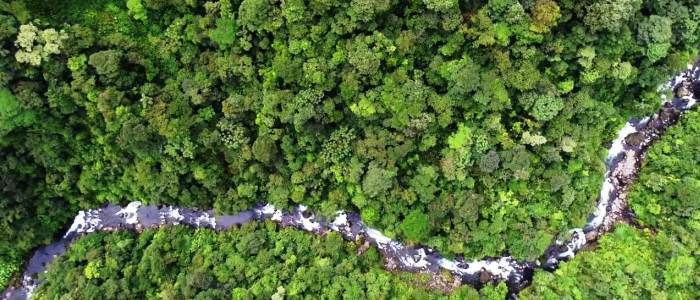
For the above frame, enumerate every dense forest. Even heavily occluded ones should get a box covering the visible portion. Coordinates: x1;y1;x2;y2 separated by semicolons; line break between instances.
32;225;507;299
1;0;699;298
522;109;700;299
21;101;700;300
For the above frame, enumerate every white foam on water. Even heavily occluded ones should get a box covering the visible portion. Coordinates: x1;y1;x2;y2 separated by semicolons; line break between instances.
161;207;184;225
683;95;697;110
22;275;37;300
669;64;693;90
616;150;638;178
195;213;216;228
166;207;184;222
298;205;308;212
400;248;430;269
462;257;516;280
64;211;88;237
557;229;587;259
587;119;639;230
638;116;650;126
260;204;276;215
271;210;283;221
258;204;283;221
438;256;517;279
582;63;699;251
366;228;392;247
659;64;695;103
330;212;348;231
569;229;587;250
671;74;687;88
555;247;574;261
298;213;321;231
607;122;637;162
607;190;628;219
117;201;142;224
437;258;461;272
588;177;615;228
64;209;102;237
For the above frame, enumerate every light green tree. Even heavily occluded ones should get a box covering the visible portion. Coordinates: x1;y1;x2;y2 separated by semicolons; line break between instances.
126;0;147;21
14;23;66;66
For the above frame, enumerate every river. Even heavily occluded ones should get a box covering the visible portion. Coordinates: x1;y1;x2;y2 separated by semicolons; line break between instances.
3;63;699;300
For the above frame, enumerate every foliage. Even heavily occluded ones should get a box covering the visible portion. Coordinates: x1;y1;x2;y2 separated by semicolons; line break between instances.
521;92;565;122
0;88;36;136
584;0;642;32
362;164;395;198
209;18;236;48
401;210;431;242
0;0;699;295
522;111;700;299
0;259;18;291
126;0;146;21
637;15;673;62
34;224;480;299
522;131;547;146
13;23;66;65
529;0;560;33
423;0;458;13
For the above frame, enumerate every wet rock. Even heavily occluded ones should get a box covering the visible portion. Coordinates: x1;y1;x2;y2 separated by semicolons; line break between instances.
624;132;645;148
506;269;534;297
585;230;598;241
691;81;700;96
613;151;638;180
424;272;463;294
385;257;398;270
356;241;370;255
675;82;691;97
479;271;492;283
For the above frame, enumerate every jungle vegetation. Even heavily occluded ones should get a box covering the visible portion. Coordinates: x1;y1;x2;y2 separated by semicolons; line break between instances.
521;110;700;299
29;100;700;300
33;224;507;299
0;0;699;298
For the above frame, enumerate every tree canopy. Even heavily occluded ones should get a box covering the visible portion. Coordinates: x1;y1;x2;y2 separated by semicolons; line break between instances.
0;0;699;297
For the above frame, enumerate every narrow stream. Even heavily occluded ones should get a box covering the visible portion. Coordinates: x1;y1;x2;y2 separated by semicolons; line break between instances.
3;63;699;300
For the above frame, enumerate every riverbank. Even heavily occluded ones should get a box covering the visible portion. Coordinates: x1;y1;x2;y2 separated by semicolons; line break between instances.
4;63;698;300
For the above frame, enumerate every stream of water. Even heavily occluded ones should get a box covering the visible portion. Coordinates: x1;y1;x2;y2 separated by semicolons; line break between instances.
3;63;699;300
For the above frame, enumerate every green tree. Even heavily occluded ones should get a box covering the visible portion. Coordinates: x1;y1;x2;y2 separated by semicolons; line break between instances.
423;0;458;13
529;0;560;33
521;93;564;122
409;166;439;203
447;123;472;150
126;0;147;21
637;15;673;62
664;256;696;287
0;89;36;135
347;0;391;23
0;15;18;41
88;50;123;80
252;135;278;165
400;210;430;242
362;164;394;198
584;0;642;32
209;18;236;48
